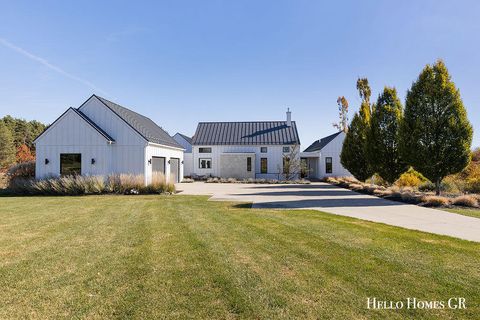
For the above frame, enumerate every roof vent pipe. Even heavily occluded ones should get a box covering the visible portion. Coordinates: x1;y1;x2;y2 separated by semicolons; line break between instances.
286;108;292;126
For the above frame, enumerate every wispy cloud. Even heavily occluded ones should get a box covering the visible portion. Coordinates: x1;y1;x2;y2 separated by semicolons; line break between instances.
0;38;108;95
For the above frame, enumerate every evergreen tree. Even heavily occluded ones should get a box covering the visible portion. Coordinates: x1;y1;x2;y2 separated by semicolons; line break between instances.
340;78;375;181
0;121;16;169
367;87;407;183
400;60;473;195
333;96;349;132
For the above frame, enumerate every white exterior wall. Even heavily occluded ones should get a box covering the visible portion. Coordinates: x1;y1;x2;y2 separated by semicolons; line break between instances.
145;143;184;184
192;145;298;179
35;109;113;179
183;153;193;177
173;133;192;153
318;133;351;178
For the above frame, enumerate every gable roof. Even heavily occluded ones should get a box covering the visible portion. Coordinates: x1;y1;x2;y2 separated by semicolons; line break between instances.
34;107;115;144
303;131;343;152
175;132;193;144
91;95;183;149
192;121;300;145
72;108;115;142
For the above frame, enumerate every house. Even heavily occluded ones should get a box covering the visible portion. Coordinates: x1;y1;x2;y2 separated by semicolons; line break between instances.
173;132;193;176
34;95;185;184
300;131;351;179
190;110;301;179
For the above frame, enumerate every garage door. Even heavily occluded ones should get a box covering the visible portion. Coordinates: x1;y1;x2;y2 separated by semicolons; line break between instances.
170;158;180;183
152;157;166;180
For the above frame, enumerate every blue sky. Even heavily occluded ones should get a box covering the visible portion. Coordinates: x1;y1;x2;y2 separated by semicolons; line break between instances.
0;0;478;148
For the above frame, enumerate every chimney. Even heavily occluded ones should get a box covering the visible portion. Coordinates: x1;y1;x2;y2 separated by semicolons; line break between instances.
286;108;292;126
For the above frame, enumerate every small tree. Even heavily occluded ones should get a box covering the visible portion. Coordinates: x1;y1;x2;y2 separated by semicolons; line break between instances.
340;78;374;181
16;144;35;163
400;60;473;195
278;145;305;180
367;87;407;183
333;96;349;132
0;121;16;169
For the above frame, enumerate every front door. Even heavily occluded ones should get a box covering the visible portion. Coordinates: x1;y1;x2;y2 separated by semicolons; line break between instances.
169;158;180;183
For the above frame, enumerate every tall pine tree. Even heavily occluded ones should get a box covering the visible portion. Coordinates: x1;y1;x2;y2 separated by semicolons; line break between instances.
367;87;407;183
340;78;374;181
400;60;473;195
0;121;16;169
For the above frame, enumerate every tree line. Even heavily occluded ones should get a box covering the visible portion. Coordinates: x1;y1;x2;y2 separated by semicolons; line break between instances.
0;116;47;169
340;60;473;195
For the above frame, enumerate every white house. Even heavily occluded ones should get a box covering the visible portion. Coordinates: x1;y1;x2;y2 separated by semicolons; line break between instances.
173;132;193;177
34;95;185;184
189;110;301;179
301;131;352;179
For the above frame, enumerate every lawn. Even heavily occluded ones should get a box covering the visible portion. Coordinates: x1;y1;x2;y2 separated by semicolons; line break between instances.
0;195;478;319
444;207;480;219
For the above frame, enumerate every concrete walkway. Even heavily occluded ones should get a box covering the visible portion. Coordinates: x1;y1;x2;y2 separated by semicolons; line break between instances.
176;182;480;242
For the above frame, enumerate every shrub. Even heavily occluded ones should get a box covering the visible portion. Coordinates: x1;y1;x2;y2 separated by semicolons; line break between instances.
451;195;479;208
395;168;428;188
6;161;35;185
465;179;480;194
181;178;194;183
420;196;451;207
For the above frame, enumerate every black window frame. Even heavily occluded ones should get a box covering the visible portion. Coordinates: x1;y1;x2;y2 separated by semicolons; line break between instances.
199;147;212;153
260;158;268;174
247;157;252;172
260;147;267;153
283;146;290;153
199;158;212;169
60;153;82;176
325;157;333;174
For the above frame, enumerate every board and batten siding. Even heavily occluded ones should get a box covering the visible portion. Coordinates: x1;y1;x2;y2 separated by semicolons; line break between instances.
192;145;298;179
144;144;184;184
318;132;351;178
35;109;113;178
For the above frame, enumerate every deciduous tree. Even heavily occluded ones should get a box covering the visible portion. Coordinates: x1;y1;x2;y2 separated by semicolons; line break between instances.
367;87;407;183
333;96;349;132
340;78;374;181
399;60;473;195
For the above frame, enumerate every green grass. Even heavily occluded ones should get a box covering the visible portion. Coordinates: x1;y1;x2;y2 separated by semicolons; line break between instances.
444;207;480;219
0;195;479;319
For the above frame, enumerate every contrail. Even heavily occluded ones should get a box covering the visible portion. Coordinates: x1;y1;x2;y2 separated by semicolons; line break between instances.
0;38;108;95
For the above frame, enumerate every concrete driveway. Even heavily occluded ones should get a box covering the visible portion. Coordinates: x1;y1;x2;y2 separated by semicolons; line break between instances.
176;182;480;242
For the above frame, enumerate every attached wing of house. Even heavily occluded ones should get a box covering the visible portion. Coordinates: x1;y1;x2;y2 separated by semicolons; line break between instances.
301;131;352;179
34;95;184;184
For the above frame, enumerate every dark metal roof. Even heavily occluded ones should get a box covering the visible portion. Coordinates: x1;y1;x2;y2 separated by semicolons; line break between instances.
93;95;182;149
72;108;115;142
175;132;193;144
192;121;300;145
303;132;343;152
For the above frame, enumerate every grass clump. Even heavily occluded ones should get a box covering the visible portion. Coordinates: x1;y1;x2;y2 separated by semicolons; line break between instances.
452;195;479;208
7;173;175;196
420;195;451;207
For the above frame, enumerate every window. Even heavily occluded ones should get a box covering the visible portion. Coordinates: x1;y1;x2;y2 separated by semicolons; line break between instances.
199;147;212;153
247;157;252;172
261;158;268;174
199;158;212;169
260;147;267;153
283;146;290;153
325;157;333;174
60;154;81;176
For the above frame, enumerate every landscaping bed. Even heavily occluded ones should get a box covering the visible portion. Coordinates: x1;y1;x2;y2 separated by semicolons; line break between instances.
324;176;480;210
